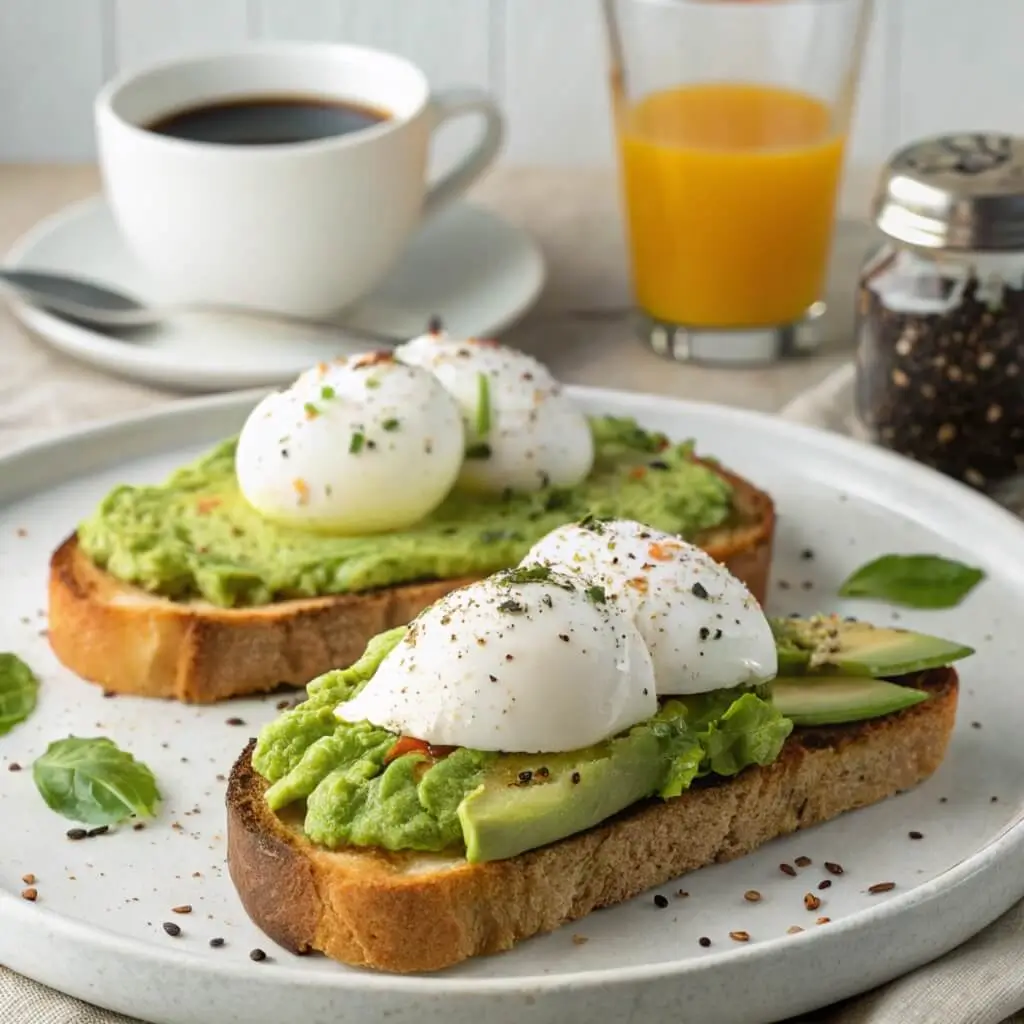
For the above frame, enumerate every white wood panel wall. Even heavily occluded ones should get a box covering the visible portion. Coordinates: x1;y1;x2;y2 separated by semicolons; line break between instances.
1;0;1022;212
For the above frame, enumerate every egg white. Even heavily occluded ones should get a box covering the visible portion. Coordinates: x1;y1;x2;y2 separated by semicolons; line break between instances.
395;331;594;495
235;353;465;534
522;519;777;695
336;567;656;752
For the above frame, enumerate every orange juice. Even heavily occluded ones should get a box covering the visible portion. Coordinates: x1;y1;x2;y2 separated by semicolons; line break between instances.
616;82;845;328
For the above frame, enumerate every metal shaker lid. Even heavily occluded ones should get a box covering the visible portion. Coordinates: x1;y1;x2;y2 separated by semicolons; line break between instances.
873;133;1024;251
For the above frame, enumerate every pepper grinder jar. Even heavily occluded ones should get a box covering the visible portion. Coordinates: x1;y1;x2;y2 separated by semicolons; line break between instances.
854;133;1024;499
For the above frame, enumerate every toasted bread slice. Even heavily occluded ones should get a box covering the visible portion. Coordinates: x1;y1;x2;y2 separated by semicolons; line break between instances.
226;668;958;974
47;463;774;703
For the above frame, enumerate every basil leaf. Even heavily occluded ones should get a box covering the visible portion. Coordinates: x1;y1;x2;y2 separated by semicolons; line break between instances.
0;653;39;736
838;554;985;609
32;737;161;825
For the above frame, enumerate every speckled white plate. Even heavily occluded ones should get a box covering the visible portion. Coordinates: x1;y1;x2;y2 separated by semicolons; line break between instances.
3;196;545;393
1;388;1023;1024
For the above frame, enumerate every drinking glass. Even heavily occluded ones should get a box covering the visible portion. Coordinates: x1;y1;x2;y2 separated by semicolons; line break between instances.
604;0;874;365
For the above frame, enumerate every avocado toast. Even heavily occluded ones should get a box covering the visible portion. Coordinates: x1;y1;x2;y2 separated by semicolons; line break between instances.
48;342;774;703
225;520;971;973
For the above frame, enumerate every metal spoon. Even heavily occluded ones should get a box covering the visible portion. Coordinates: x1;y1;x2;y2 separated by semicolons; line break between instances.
0;267;402;344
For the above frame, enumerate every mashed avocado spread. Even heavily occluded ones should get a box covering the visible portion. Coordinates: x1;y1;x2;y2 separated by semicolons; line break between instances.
77;417;733;608
252;628;792;862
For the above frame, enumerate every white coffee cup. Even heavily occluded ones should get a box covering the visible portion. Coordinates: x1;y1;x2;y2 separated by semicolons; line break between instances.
94;43;504;318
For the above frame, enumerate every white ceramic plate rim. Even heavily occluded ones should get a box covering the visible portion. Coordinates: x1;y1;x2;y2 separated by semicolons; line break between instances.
3;196;546;391
1;385;1023;997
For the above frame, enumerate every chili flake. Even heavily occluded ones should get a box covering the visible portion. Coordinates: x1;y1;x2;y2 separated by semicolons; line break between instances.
292;478;310;504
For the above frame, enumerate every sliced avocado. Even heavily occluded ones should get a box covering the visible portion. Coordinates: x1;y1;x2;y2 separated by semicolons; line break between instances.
770;616;973;678
458;730;664;863
770;675;929;727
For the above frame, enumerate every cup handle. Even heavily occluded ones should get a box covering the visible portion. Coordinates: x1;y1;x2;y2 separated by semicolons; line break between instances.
421;88;505;220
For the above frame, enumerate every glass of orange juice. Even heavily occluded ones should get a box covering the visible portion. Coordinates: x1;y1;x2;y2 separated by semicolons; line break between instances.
604;0;873;365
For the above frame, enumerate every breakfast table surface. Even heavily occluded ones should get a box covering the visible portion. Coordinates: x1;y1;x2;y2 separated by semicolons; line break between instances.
0;163;871;450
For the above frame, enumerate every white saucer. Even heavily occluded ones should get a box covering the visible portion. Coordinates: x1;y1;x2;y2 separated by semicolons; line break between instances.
4;196;546;393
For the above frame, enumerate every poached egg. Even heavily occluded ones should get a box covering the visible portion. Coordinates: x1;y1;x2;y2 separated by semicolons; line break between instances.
395;329;594;496
521;519;777;695
335;566;657;752
235;353;464;534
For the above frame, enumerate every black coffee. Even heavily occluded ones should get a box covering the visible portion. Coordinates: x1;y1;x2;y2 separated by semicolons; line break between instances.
146;95;389;146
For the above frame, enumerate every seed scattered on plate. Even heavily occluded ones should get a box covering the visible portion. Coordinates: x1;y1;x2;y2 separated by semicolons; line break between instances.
226;717;246;727
729;931;750;943
868;882;896;894
780;863;797;877
698;936;712;948
817;880;832;891
7;762;21;772
209;937;225;948
21;873;36;885
816;917;831;925
786;925;804;935
162;922;182;937
803;893;822;912
249;948;267;962
171;904;192;915
908;830;924;840
971;721;982;729
824;861;844;875
20;888;37;902
133;823;146;831
87;826;109;838
571;934;589;946
795;855;812;868
66;828;88;841
743;890;762;903
653;894;669;909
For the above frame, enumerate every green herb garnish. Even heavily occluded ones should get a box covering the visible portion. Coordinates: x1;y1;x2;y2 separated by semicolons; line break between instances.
586;584;607;604
838;554;985;609
475;372;492;437
32;737;161;826
0;653;38;736
365;377;381;390
382;417;400;432
465;442;492;460
349;431;366;454
320;385;336;400
497;599;526;614
303;402;319;418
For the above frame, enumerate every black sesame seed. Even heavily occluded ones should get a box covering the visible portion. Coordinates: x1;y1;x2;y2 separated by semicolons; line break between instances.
209;937;225;948
249;948;267;962
800;548;815;560
653;894;669;908
162;922;181;937
571;771;581;784
908;830;924;840
691;582;709;599
649;460;669;470
66;828;88;841
699;936;712;948
699;626;710;640
86;826;108;838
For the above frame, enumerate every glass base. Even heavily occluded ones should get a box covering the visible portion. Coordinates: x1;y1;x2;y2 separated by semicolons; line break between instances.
639;301;827;367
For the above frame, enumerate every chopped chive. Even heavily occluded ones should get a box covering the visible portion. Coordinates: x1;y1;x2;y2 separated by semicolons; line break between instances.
382;417;400;432
303;402;319;418
349;431;365;454
320;385;335;400
475;372;492;437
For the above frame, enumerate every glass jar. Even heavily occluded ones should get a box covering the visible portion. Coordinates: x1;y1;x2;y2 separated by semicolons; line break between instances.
855;132;1024;498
